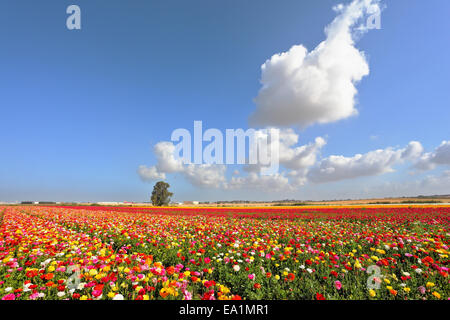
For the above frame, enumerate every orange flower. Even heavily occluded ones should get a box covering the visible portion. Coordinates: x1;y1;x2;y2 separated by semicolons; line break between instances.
159;288;169;298
166;266;175;276
389;289;397;296
288;273;295;281
44;273;54;280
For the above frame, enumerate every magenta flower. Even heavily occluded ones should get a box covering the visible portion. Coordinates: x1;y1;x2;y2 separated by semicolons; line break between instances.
2;294;16;300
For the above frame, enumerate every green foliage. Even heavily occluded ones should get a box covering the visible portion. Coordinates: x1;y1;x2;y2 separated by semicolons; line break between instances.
151;181;173;206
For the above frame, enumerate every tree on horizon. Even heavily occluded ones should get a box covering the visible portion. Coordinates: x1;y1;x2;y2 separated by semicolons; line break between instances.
151;181;173;206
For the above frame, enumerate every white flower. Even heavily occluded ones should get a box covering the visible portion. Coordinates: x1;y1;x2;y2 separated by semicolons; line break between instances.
402;272;410;277
233;265;240;272
306;268;313;274
113;294;124;300
299;265;305;269
5;287;12;292
57;292;66;297
415;268;423;274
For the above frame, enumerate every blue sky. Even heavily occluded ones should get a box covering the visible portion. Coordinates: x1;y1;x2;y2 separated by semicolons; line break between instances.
1;0;449;202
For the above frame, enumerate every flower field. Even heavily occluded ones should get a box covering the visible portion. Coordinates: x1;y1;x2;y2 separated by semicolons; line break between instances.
0;205;449;300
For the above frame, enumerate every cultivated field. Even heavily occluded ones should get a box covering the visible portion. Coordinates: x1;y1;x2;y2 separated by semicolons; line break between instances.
0;205;449;300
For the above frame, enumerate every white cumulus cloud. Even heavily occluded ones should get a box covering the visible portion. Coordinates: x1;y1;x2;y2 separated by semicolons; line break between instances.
308;141;423;183
415;141;450;171
226;172;292;192
249;0;380;128
137;165;166;181
138;141;227;189
183;164;227;188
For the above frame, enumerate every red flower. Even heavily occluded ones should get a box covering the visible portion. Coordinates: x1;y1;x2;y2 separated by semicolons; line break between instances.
316;293;326;300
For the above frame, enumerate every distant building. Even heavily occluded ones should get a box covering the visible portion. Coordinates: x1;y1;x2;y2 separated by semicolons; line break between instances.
183;201;199;205
97;202;124;206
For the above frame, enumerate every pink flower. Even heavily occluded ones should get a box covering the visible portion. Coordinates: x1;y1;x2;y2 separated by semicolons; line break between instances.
248;273;255;280
334;281;342;290
2;294;16;300
183;290;192;300
29;292;39;300
92;290;103;298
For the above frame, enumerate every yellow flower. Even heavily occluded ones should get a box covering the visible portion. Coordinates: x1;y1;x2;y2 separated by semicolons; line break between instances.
403;287;410;293
220;285;230;294
384;279;390;284
274;275;280;280
426;282;435;288
80;295;88;300
369;289;376;297
48;266;55;272
143;295;150;300
89;269;98;276
107;292;115;298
